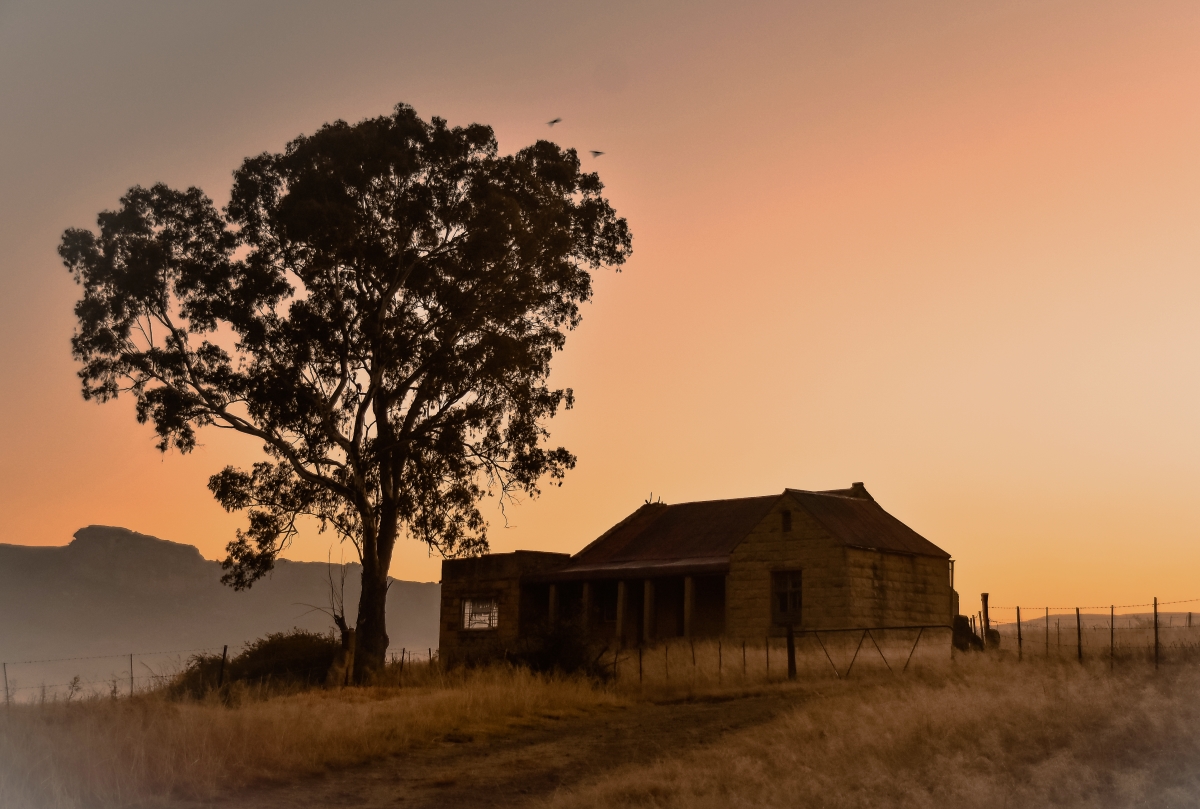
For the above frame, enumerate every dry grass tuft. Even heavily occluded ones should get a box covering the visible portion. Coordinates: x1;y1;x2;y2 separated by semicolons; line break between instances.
0;663;624;809
546;655;1200;809
6;649;1200;809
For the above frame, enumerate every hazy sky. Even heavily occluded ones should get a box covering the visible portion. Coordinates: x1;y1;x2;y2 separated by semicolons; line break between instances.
3;1;1199;617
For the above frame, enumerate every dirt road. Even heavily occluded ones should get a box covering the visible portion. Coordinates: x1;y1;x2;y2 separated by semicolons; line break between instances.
184;691;800;808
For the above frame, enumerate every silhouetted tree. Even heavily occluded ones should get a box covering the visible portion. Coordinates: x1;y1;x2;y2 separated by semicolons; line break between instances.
59;104;631;681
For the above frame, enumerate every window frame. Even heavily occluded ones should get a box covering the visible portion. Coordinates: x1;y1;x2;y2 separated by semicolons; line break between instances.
770;569;802;626
461;596;500;631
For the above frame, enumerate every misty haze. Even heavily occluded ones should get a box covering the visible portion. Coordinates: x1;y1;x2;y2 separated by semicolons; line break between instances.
5;2;1200;808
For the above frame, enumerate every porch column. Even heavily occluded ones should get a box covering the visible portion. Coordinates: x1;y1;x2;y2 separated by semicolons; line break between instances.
548;583;558;626
643;579;655;644
683;575;695;638
581;582;591;632
615;580;626;648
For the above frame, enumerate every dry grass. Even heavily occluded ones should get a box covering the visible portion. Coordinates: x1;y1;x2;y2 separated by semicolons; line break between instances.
6;648;1200;808
611;633;945;693
0;662;625;809
548;655;1200;809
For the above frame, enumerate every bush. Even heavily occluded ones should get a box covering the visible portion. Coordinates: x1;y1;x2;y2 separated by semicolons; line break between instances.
171;629;342;698
952;615;984;652
509;621;613;679
233;630;342;685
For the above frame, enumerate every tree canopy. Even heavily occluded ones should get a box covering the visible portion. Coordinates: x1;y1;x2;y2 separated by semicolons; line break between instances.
59;104;631;678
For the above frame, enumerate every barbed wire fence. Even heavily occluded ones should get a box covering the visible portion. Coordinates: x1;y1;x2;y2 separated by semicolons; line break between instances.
966;595;1200;667
0;647;232;705
1;644;447;706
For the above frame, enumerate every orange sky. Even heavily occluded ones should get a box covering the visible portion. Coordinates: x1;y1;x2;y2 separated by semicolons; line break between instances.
2;1;1199;617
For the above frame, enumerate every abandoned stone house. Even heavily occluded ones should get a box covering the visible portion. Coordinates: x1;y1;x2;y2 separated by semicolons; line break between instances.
438;484;959;664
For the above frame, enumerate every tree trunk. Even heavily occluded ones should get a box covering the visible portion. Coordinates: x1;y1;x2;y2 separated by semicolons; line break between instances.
353;565;390;683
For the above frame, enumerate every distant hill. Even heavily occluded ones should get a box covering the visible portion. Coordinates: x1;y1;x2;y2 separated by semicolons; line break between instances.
0;526;441;665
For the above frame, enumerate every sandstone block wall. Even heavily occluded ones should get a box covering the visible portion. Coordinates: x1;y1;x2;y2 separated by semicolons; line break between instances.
726;496;849;638
438;551;568;664
726;493;954;638
843;547;953;628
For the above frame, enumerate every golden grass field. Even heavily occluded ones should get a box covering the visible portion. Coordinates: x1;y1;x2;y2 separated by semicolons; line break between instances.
3;646;1200;808
550;656;1200;809
0;663;625;808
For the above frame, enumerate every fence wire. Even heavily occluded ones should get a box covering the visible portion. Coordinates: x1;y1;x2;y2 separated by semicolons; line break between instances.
1;646;228;704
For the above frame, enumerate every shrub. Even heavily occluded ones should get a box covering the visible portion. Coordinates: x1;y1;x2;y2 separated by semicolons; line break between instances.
952;615;983;652
509;622;613;679
232;630;341;685
171;629;342;698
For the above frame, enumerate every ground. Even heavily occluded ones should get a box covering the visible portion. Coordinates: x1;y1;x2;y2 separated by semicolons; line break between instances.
7;655;1200;808
178;692;795;809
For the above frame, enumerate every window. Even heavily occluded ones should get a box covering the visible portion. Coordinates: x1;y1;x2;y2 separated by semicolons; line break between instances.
781;510;792;532
771;571;802;624
461;597;499;630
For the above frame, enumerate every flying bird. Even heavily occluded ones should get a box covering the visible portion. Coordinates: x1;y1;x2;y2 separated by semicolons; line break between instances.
590;150;605;158
547;118;562;126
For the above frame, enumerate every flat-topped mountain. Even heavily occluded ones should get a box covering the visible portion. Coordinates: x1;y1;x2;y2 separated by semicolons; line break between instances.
0;526;440;663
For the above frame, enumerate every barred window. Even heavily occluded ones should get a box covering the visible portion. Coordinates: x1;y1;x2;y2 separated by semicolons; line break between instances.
461;597;499;630
771;571;801;624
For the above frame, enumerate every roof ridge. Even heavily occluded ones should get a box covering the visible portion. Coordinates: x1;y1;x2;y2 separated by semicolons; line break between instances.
567;493;786;569
652;493;781;508
787;488;858;498
569;502;669;561
785;489;949;559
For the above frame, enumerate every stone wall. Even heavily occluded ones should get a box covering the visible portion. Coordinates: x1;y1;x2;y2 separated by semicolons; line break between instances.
726;492;954;638
726;495;849;638
844;547;954;628
438;551;568;664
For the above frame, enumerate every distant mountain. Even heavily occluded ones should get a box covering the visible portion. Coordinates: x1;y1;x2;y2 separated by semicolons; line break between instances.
0;526;441;665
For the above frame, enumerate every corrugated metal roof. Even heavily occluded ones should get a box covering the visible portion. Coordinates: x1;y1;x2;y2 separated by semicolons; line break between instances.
787;488;950;559
553;485;949;578
563;495;780;571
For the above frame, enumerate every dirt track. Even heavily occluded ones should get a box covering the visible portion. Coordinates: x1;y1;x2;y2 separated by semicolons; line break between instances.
183;691;800;809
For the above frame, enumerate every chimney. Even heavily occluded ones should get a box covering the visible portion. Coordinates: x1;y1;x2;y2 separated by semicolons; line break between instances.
849;482;872;500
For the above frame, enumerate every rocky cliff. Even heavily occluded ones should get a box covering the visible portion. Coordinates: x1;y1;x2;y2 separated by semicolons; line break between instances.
0;526;440;663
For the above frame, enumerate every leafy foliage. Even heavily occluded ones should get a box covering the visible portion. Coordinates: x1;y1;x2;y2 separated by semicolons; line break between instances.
173;630;342;698
952;615;984;652
509;621;614;679
60;104;631;677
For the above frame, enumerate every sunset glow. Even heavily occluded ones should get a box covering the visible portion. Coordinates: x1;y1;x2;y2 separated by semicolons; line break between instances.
2;0;1200;617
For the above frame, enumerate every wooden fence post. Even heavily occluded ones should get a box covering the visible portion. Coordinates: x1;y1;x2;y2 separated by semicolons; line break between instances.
1016;606;1023;662
130;653;134;697
399;648;405;686
982;593;991;649
217;644;228;688
718;640;722;684
1109;607;1114;670
1045;607;1049;657
1154;597;1159;670
786;625;797;680
2;662;8;708
1080;604;1089;662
